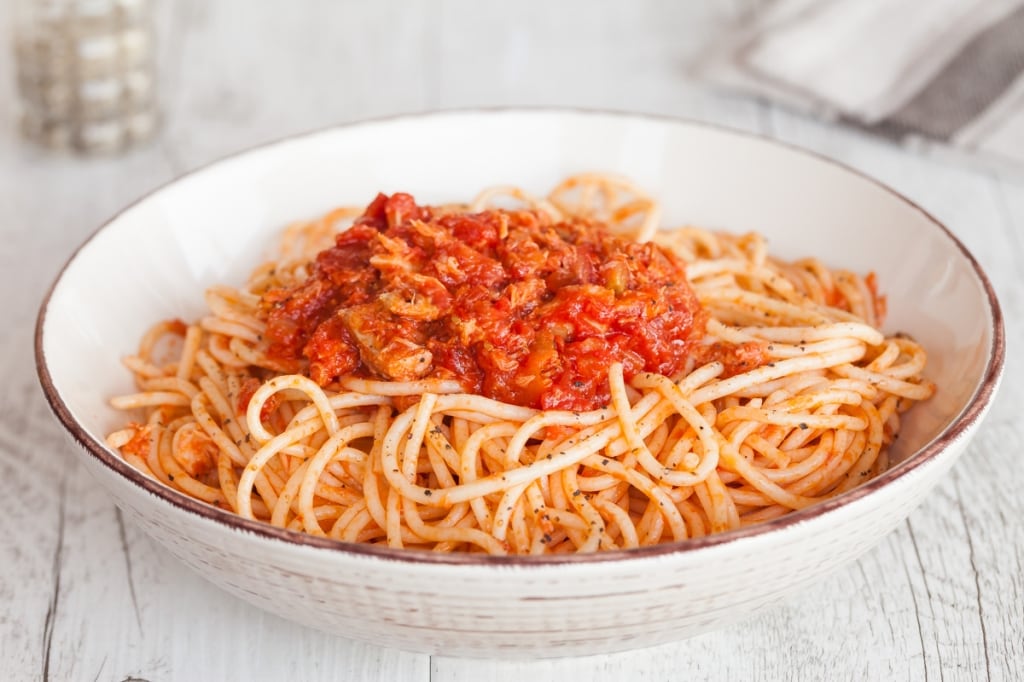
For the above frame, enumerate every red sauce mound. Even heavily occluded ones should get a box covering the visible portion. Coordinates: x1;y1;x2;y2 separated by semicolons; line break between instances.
263;193;717;411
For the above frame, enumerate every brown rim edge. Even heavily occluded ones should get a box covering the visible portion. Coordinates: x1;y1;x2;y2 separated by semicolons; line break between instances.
33;107;1007;567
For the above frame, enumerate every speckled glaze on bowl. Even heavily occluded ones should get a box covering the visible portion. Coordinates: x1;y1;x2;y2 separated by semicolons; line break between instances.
35;110;1003;658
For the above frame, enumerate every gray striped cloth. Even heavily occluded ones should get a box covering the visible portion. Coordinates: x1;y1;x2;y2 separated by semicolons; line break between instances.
698;0;1024;174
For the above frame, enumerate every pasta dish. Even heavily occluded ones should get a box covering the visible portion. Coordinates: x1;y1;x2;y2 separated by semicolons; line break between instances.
107;174;934;554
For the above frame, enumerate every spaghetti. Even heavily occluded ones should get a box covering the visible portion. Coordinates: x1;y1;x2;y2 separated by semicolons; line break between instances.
107;174;935;554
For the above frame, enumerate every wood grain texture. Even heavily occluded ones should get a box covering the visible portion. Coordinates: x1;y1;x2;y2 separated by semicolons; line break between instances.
1;0;1020;679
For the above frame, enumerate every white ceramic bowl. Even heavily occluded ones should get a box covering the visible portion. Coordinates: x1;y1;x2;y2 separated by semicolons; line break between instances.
36;110;1004;658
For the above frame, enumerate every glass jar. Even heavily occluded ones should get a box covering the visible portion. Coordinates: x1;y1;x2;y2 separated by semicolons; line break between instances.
13;0;158;154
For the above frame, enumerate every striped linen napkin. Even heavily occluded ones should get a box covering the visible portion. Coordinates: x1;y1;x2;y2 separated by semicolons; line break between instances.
698;0;1024;174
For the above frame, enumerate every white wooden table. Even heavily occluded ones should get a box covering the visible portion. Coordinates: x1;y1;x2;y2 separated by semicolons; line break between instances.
2;2;1021;679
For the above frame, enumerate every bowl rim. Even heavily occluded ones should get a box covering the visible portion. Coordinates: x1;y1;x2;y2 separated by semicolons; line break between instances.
34;107;1006;567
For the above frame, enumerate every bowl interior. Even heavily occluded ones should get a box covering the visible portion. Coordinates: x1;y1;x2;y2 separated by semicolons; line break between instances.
41;110;996;497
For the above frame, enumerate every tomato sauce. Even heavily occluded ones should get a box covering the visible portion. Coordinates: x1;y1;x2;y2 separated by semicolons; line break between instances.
263;193;746;411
